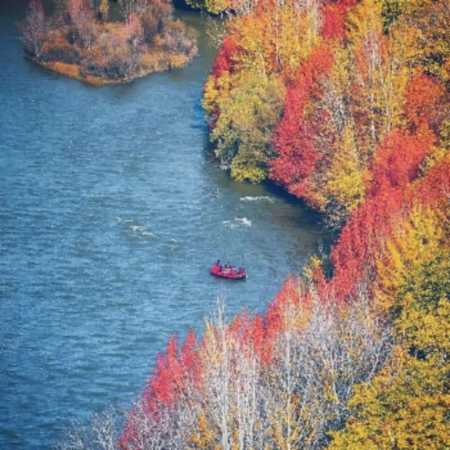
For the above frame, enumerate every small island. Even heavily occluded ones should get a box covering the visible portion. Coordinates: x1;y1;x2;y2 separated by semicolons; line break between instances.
20;0;198;85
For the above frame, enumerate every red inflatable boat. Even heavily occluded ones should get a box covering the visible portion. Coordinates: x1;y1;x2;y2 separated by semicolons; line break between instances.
210;263;247;280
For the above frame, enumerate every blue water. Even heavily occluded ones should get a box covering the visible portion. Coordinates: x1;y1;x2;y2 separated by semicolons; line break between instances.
0;3;329;449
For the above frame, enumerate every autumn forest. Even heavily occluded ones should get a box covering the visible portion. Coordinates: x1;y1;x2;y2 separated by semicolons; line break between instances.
18;0;450;449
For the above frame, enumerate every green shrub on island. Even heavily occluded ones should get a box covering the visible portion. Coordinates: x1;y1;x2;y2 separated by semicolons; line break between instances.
20;0;198;85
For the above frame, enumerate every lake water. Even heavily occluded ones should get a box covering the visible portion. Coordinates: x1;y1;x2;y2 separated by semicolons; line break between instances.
0;3;330;449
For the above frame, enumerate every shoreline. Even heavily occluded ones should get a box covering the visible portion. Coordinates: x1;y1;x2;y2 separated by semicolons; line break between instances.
32;51;196;86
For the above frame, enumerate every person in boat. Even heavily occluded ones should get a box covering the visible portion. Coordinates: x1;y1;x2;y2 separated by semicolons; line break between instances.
215;259;222;270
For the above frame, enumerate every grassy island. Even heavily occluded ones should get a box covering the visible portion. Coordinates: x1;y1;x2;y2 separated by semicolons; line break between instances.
20;0;198;85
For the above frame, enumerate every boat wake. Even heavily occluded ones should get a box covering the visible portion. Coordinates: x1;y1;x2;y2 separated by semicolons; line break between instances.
116;217;158;239
240;196;274;203
223;217;252;229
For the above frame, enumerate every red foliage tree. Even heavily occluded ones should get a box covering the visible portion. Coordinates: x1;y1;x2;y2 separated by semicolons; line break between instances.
321;0;358;40
270;44;334;202
179;329;201;386
144;336;182;409
404;73;446;132
369;128;435;196
326;185;408;301
120;331;201;449
212;36;239;78
324;124;442;302
135;330;200;417
415;157;450;208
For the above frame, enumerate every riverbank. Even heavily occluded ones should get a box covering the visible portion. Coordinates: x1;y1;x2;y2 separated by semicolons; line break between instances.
32;48;195;86
202;0;449;226
120;1;450;449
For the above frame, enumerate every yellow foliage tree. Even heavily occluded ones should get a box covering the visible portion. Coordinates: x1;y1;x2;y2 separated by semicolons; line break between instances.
189;414;220;449
328;253;450;450
328;344;450;450
327;203;450;450
374;205;446;312
229;3;321;81
388;0;450;84
326;124;366;214
205;67;285;182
